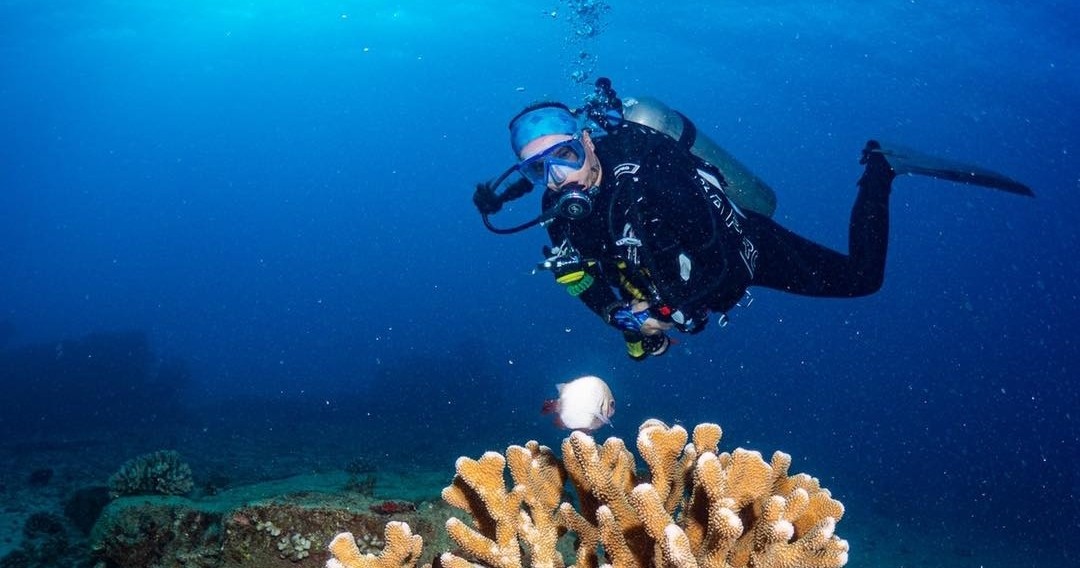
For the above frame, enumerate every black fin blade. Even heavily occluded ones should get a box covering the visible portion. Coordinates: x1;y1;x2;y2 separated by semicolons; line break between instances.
875;141;1034;197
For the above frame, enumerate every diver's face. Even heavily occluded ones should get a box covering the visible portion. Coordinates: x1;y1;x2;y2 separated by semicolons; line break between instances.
518;131;601;192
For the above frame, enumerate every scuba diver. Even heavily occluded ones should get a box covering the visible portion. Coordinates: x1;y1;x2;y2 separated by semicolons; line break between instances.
473;78;1033;361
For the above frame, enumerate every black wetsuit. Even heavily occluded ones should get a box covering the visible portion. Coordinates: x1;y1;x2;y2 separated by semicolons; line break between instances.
543;121;893;335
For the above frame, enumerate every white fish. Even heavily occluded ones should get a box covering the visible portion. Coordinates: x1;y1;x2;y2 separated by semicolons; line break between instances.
541;375;615;432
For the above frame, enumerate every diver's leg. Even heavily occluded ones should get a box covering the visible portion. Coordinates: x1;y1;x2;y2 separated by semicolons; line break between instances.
847;141;894;292
747;144;894;297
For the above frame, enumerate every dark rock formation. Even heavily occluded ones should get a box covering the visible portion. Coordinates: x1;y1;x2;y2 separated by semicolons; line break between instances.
63;486;111;535
26;469;52;487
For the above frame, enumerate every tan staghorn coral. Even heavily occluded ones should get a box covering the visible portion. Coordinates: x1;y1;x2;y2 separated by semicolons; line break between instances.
325;420;848;568
327;522;423;568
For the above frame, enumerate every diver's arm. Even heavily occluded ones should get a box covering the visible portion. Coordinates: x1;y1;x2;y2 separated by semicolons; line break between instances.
638;307;674;335
546;240;673;359
542;224;623;325
544;247;670;336
559;261;621;321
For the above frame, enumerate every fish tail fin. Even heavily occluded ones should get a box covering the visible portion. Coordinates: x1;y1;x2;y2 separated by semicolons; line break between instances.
541;399;560;415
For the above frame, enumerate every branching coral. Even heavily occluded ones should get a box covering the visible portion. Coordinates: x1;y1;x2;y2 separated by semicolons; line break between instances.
107;450;193;498
327;522;423;568
325;420;848;568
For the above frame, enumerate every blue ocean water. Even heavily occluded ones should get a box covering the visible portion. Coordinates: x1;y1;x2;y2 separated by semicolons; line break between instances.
0;1;1076;566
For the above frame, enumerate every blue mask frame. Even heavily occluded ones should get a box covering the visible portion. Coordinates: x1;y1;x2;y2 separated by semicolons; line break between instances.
517;138;587;187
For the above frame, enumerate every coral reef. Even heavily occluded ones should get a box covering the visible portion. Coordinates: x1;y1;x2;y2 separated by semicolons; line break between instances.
277;531;314;561
327;419;848;568
92;502;222;568
89;470;450;568
107;450;194;498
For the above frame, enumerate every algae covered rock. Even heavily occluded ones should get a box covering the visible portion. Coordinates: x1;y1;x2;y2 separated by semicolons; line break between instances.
92;500;222;567
89;471;451;568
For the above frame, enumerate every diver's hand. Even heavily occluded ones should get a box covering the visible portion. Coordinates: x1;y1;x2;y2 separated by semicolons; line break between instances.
642;333;671;356
473;177;535;215
473;182;503;215
609;301;673;335
624;330;671;361
633;301;674;336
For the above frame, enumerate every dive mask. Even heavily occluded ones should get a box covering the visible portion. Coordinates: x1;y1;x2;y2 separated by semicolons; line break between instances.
478;151;597;235
518;137;588;187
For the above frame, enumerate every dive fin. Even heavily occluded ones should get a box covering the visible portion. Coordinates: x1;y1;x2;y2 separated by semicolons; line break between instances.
871;141;1034;197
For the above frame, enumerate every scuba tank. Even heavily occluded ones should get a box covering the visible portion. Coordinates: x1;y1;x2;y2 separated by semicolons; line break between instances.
578;77;776;218
619;96;777;218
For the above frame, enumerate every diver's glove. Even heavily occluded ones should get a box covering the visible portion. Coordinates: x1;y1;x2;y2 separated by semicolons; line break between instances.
643;333;671;356
671;307;709;335
473;177;536;215
624;331;671;361
473;182;503;215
